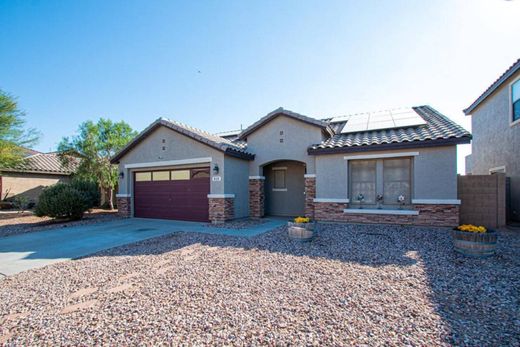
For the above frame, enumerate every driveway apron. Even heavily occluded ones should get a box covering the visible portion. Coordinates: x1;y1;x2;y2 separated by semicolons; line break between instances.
0;218;286;276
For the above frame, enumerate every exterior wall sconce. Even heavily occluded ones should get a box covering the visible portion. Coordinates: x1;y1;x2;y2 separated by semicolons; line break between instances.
119;171;124;179
213;164;219;175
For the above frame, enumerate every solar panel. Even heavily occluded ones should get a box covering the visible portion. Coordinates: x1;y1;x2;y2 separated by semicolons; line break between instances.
340;108;426;134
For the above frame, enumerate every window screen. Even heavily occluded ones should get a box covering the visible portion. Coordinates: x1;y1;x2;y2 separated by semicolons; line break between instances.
349;160;376;204
383;158;411;204
512;80;520;122
135;172;152;182
171;170;190;180
273;169;286;189
152;171;170;181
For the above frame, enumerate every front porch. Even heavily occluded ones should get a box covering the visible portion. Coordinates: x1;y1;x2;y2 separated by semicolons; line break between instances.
248;160;316;219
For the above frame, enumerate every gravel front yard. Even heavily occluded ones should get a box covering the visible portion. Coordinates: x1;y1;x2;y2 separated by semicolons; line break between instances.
0;209;121;238
1;223;518;345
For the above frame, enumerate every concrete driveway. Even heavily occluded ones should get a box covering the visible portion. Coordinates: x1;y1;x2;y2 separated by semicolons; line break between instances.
0;218;285;276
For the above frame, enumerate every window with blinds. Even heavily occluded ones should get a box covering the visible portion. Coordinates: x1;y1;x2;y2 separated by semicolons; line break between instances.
349;160;377;204
349;157;412;207
383;158;411;204
512;79;520;123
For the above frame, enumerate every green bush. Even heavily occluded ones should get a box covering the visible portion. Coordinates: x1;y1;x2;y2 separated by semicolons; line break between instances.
70;179;100;209
34;183;89;220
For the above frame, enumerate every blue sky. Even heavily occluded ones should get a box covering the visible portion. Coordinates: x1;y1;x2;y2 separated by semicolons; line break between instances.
1;0;519;173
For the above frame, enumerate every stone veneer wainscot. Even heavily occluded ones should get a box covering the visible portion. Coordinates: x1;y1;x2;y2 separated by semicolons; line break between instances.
116;195;131;218
248;177;265;219
208;196;235;224
313;202;459;227
304;175;316;219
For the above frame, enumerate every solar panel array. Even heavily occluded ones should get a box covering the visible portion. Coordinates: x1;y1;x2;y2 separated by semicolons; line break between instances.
336;108;427;134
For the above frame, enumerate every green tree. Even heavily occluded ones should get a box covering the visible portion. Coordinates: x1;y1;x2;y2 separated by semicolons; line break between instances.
0;90;40;167
58;118;137;209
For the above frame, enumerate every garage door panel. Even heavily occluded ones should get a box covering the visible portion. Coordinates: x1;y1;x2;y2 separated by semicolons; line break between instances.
133;167;210;222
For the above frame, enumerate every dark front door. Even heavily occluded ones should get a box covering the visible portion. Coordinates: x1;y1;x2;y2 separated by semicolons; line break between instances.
133;167;210;222
264;161;306;217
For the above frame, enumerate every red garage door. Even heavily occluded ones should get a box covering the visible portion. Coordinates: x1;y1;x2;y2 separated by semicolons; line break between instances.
133;167;210;222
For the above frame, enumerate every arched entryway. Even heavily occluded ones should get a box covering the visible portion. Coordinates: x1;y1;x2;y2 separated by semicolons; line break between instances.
262;160;306;217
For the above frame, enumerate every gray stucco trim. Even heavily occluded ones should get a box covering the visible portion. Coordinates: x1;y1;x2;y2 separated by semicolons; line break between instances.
249;176;265;180
343;208;419;215
314;198;349;203
207;194;235;198
124;157;212;169
343;152;419;160
412;199;461;205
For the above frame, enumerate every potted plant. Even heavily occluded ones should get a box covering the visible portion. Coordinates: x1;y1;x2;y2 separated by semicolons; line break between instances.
452;224;497;257
376;194;384;209
357;193;365;209
397;194;406;209
288;216;315;241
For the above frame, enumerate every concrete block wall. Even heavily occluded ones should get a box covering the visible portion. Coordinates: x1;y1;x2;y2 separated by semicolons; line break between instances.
458;174;506;228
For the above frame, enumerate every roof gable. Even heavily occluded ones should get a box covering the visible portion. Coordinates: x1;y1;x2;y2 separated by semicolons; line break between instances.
464;58;520;115
110;118;254;163
238;108;335;140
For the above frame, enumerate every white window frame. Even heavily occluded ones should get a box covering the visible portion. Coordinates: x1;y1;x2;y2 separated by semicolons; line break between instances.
510;76;520;127
344;152;418;206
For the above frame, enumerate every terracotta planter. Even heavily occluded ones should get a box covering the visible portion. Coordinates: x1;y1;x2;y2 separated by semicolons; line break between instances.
452;229;497;258
288;222;315;241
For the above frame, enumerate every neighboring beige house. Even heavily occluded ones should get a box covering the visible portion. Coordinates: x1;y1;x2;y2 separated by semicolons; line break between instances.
0;151;79;204
464;58;520;223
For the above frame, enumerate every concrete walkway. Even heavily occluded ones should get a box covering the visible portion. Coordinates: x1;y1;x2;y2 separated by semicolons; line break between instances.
0;218;286;276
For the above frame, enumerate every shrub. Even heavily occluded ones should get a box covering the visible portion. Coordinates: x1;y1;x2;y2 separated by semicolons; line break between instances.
35;183;89;220
13;196;30;213
70;179;100;209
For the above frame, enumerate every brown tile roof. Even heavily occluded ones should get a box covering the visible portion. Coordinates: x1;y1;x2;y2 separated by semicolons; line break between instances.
309;105;471;154
111;118;254;163
464;58;520;115
2;152;79;175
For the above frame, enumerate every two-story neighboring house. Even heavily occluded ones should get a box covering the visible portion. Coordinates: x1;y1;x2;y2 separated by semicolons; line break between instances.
464;58;520;223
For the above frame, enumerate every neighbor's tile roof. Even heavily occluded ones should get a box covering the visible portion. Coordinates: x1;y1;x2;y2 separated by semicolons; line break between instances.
464;58;520;115
111;118;254;163
309;105;471;152
3;152;79;175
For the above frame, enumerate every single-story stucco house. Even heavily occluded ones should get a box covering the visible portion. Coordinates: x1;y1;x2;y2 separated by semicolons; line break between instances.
111;105;471;226
0;151;79;204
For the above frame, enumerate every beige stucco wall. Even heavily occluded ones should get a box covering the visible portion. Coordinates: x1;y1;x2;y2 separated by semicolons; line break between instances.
224;155;249;218
244;115;326;176
116;126;226;196
468;70;520;220
314;145;459;201
115;125;251;218
1;172;70;202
